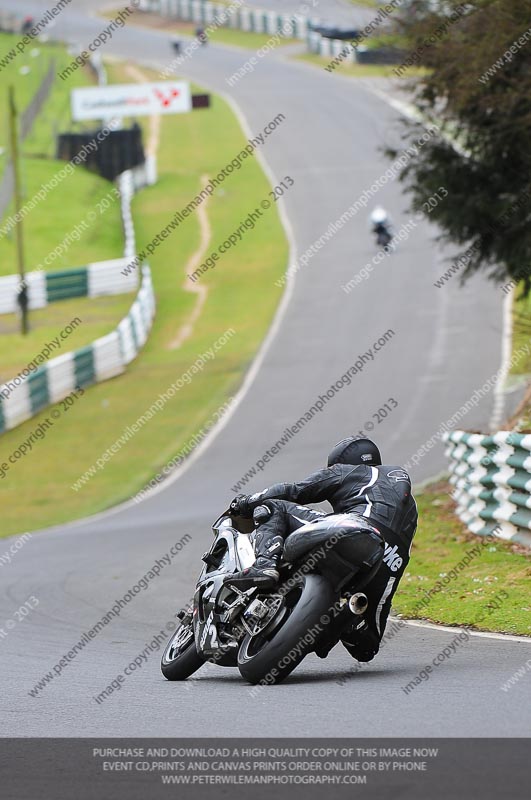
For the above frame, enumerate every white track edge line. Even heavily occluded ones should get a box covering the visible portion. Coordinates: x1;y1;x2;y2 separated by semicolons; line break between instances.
401;618;531;644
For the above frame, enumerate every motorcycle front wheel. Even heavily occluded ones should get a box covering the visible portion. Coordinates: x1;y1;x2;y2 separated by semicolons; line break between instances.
237;573;334;685
161;621;204;681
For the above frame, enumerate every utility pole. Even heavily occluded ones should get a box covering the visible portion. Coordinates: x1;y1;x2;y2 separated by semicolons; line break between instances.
8;85;29;335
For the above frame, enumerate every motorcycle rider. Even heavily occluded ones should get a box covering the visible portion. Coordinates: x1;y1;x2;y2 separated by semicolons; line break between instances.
370;206;392;248
195;26;208;45
226;436;417;662
370;206;390;231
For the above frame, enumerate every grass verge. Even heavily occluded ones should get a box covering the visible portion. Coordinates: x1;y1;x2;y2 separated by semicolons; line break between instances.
0;161;123;278
0;35;48;145
348;0;380;7
394;482;531;636
0;33;129;389
508;286;531;427
0;61;287;536
0;32;95;155
511;286;531;376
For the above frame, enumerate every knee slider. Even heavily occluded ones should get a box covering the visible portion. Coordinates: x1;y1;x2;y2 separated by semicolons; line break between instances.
256;535;284;561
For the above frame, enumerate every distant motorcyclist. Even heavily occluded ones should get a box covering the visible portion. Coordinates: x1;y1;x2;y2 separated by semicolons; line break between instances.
21;16;35;35
195;26;208;45
370;206;393;250
226;436;417;662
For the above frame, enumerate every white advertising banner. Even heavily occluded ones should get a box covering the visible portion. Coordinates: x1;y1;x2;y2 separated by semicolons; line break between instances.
71;82;192;121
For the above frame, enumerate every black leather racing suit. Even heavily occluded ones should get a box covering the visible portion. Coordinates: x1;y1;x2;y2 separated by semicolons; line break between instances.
246;464;418;661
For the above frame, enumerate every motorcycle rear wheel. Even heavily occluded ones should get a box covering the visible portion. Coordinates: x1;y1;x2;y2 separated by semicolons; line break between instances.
161;622;204;681
237;573;334;685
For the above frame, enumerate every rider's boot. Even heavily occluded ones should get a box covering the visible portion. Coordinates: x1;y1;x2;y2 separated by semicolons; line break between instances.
225;534;283;590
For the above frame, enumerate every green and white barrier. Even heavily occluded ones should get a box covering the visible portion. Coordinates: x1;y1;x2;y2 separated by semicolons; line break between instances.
0;271;47;314
306;33;399;65
307;31;357;62
138;0;316;40
117;265;156;365
0;259;138;315
0;266;155;434
118;157;157;262
444;430;531;549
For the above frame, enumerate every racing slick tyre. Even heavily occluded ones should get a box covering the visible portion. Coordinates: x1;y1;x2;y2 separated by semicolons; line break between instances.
237;573;334;685
161;622;204;681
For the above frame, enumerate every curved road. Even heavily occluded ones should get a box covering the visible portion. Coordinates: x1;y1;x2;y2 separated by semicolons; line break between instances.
1;0;530;737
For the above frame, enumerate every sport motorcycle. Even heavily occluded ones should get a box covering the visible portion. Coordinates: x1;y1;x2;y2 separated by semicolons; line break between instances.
161;507;384;685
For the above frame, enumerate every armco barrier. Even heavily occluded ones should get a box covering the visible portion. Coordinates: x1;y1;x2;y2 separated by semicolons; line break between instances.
0;259;138;314
308;32;354;60
307;32;403;65
138;0;316;40
444;430;531;549
0;265;155;434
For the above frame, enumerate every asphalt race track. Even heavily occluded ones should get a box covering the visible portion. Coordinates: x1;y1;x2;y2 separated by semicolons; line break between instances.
1;0;530;738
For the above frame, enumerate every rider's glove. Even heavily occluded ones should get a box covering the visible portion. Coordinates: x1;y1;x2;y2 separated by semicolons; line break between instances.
230;494;254;518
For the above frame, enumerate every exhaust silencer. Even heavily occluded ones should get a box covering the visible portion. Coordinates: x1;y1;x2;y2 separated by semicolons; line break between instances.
348;593;368;616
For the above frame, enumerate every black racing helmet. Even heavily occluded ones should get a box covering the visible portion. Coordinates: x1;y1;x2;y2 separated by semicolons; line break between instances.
327;436;382;468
